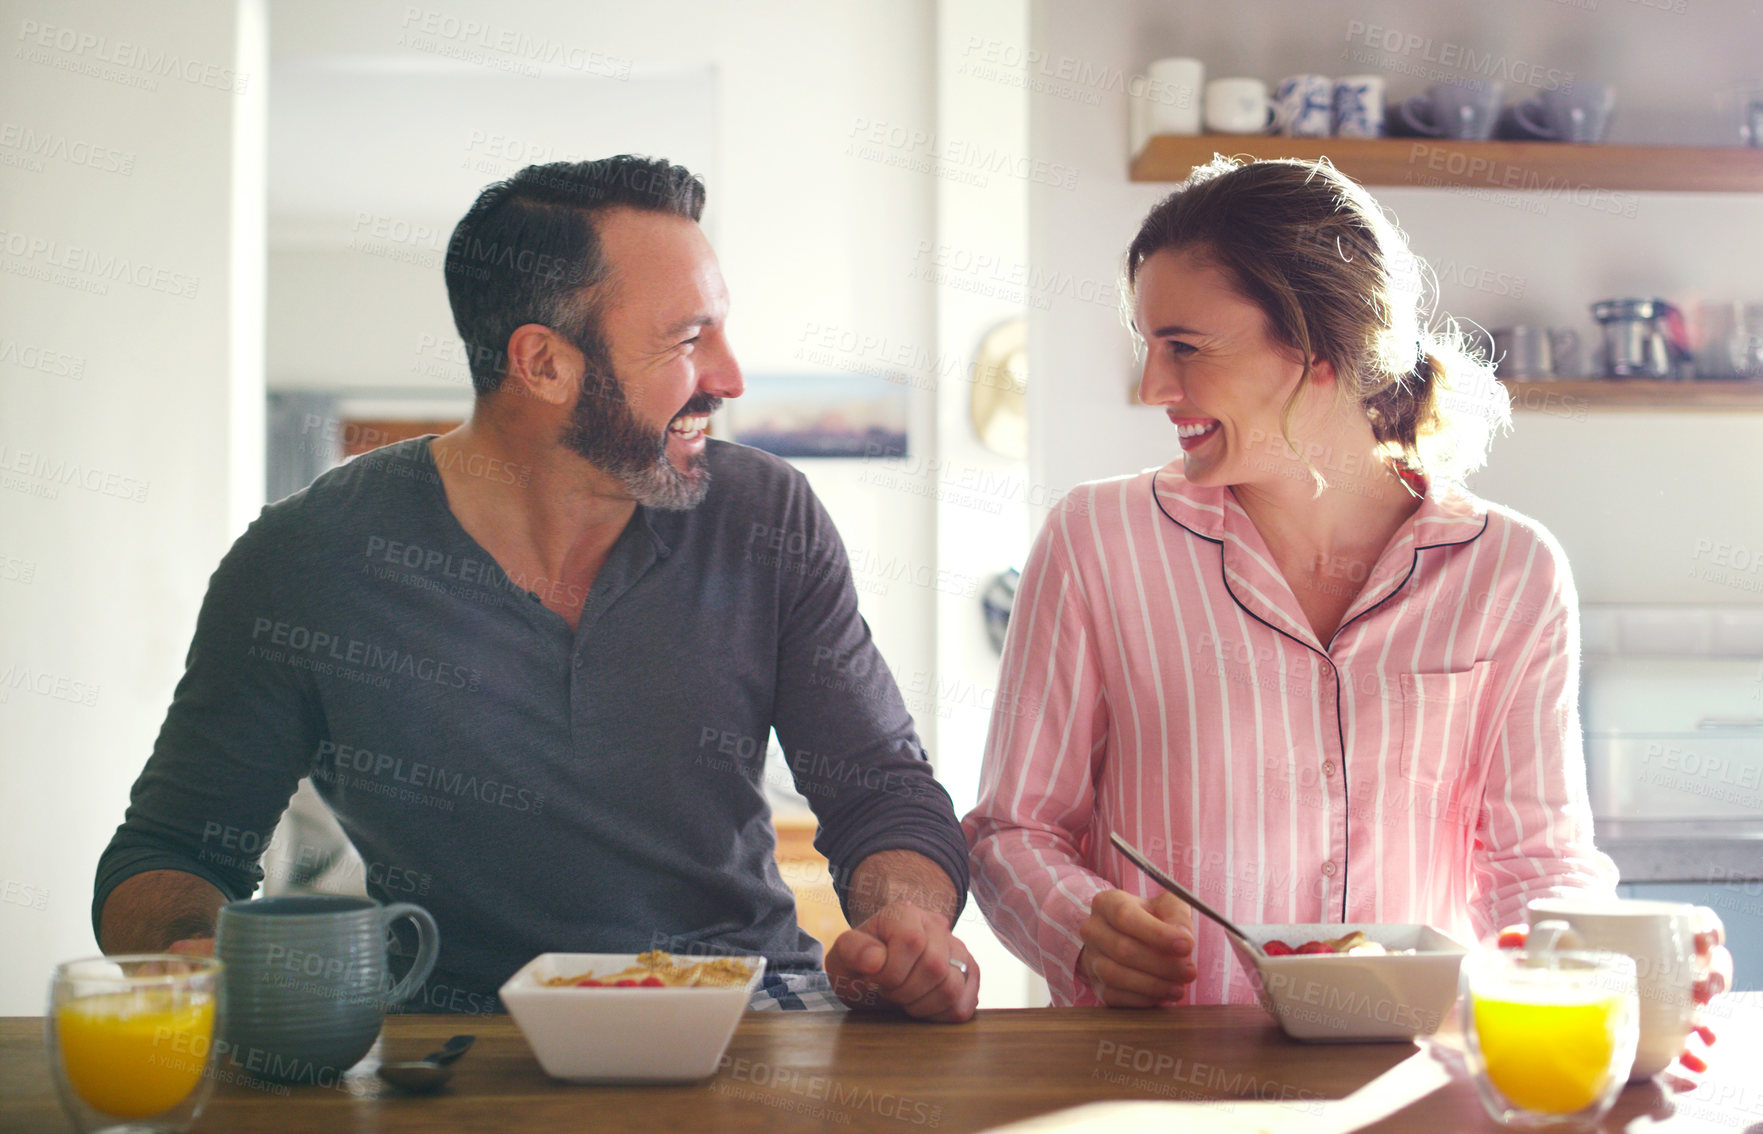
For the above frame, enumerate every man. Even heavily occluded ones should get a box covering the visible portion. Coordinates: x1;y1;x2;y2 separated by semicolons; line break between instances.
94;155;979;1021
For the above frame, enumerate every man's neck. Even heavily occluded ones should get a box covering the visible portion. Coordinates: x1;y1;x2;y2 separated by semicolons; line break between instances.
429;419;638;621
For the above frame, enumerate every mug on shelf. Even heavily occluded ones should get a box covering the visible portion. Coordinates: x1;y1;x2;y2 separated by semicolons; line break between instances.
1204;77;1274;134
1398;80;1505;140
1273;74;1334;137
1331;75;1386;138
1491;326;1580;380
1505;82;1618;143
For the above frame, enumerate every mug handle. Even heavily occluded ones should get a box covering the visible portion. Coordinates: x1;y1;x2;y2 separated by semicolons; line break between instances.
1261;98;1277;133
1511;97;1556;140
380;902;441;1007
1399;96;1440;137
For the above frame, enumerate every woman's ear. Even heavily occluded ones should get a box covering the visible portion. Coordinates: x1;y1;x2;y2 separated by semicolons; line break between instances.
1307;357;1338;388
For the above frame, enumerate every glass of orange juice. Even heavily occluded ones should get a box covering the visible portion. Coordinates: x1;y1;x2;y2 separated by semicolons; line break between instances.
46;955;226;1133
1460;943;1638;1130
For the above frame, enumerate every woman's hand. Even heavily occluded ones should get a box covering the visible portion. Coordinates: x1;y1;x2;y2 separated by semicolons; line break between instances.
1077;890;1198;1007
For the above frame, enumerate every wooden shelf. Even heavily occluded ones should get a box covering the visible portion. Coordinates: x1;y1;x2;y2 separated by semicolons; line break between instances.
1130;136;1763;193
1504;379;1763;411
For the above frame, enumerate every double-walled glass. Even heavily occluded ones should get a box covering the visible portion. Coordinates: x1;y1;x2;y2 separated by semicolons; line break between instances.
47;955;226;1134
1460;945;1638;1130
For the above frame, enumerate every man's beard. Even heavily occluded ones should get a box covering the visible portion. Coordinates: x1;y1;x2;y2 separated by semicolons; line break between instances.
558;337;719;511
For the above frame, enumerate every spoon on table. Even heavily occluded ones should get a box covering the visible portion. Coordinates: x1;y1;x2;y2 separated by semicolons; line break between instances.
1109;832;1265;960
376;1034;476;1094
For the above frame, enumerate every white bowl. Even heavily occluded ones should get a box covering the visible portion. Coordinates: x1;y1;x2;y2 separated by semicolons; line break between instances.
1227;923;1468;1042
499;952;766;1082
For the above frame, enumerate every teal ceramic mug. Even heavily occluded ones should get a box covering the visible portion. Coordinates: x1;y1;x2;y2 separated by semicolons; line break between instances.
215;896;439;1084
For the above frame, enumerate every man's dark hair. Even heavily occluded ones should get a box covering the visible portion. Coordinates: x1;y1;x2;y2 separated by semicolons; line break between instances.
444;155;706;395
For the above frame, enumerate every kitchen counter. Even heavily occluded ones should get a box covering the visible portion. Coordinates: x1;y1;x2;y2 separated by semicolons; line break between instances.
1598;819;1763;884
5;999;1761;1133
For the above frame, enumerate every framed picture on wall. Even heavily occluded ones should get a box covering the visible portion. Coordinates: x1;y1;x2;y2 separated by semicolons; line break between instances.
721;373;908;459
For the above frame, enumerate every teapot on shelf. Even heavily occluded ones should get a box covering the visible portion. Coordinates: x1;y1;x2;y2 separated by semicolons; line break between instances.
1590;298;1693;379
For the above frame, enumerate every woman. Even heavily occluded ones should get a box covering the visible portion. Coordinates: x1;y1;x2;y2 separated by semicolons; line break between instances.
963;157;1617;1008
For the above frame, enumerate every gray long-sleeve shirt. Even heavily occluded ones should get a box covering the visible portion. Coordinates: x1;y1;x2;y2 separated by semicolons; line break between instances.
94;437;967;1011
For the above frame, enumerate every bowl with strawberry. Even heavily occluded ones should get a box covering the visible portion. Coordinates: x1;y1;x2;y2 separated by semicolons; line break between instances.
1227;924;1469;1042
499;951;767;1081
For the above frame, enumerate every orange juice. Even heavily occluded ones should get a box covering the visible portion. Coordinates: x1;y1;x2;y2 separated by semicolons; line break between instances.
56;991;215;1118
1472;990;1624;1114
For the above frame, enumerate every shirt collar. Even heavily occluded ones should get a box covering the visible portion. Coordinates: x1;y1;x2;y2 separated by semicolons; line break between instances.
1150;462;1487;550
1151;460;1488;649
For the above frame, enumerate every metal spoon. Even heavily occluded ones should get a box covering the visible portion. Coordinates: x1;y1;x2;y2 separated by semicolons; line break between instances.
1110;832;1265;959
376;1034;475;1094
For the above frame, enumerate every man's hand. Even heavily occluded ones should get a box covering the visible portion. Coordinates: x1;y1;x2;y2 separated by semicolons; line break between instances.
825;902;979;1023
98;871;227;956
166;937;216;957
1077;889;1197;1007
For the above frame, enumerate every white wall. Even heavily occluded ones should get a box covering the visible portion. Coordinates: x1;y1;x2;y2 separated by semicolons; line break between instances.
0;0;266;1013
1028;0;1763;605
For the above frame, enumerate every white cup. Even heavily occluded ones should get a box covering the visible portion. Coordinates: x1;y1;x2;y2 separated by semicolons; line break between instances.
1142;57;1203;135
1204;77;1274;134
1527;897;1724;1081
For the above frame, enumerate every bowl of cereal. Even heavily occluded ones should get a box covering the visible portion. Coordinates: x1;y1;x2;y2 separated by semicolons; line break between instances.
1228;924;1468;1042
499;950;766;1082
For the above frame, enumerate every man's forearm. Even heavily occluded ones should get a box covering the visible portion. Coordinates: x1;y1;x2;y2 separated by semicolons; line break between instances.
98;870;228;954
845;849;960;928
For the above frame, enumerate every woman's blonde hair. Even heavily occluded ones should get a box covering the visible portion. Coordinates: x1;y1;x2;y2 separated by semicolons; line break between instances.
1124;155;1509;485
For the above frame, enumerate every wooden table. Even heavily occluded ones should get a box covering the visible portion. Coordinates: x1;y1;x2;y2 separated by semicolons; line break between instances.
5;999;1760;1132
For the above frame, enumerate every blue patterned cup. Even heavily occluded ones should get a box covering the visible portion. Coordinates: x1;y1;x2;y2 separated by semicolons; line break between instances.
1332;74;1386;138
1275;75;1334;137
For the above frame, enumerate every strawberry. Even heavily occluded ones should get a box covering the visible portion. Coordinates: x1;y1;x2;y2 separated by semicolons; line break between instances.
1262;940;1294;956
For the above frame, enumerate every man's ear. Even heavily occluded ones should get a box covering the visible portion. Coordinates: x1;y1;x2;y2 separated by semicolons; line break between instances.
503;324;579;407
